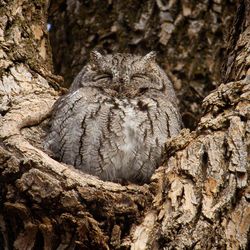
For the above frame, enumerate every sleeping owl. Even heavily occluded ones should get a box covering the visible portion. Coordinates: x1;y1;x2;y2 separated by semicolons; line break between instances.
45;51;182;184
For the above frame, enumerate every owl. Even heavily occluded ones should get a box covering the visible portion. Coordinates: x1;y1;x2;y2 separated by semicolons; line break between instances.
45;51;182;184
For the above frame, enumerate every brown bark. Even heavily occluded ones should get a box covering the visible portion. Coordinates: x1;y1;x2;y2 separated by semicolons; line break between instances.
0;0;249;250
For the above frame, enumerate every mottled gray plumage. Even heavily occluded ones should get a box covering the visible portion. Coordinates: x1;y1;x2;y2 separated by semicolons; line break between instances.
45;51;182;183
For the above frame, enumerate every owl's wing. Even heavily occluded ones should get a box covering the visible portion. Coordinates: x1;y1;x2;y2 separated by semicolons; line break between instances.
44;87;103;167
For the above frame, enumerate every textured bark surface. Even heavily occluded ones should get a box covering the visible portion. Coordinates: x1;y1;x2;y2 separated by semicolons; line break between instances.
0;0;249;250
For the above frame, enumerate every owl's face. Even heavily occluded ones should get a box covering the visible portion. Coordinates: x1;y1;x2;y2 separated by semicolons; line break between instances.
80;51;166;97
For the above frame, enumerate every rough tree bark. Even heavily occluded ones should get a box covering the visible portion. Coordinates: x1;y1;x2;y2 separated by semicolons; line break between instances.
0;0;249;250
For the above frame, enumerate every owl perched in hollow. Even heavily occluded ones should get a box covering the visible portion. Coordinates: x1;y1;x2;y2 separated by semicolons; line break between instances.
45;51;182;184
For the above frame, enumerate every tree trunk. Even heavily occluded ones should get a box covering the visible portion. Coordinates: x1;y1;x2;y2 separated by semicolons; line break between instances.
0;0;249;249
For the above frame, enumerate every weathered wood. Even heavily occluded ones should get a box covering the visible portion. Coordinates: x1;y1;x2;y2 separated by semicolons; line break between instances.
0;0;249;249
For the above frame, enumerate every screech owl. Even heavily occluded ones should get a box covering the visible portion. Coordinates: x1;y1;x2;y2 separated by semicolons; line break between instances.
45;51;182;184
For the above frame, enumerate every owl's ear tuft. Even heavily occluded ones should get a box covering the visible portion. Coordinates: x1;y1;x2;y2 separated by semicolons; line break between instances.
143;51;157;64
90;51;103;67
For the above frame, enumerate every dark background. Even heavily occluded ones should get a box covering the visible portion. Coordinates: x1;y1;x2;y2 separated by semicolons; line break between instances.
48;0;237;130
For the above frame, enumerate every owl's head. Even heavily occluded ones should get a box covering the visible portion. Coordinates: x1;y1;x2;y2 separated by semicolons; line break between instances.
72;51;173;97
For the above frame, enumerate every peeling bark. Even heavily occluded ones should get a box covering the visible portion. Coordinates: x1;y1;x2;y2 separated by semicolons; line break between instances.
0;0;249;249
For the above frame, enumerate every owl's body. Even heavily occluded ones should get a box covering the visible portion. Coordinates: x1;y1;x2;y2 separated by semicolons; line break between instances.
45;52;182;183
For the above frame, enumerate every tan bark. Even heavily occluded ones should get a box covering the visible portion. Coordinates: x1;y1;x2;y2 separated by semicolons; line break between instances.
0;0;249;249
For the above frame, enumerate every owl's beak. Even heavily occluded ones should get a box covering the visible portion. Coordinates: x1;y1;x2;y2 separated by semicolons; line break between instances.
112;83;123;93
